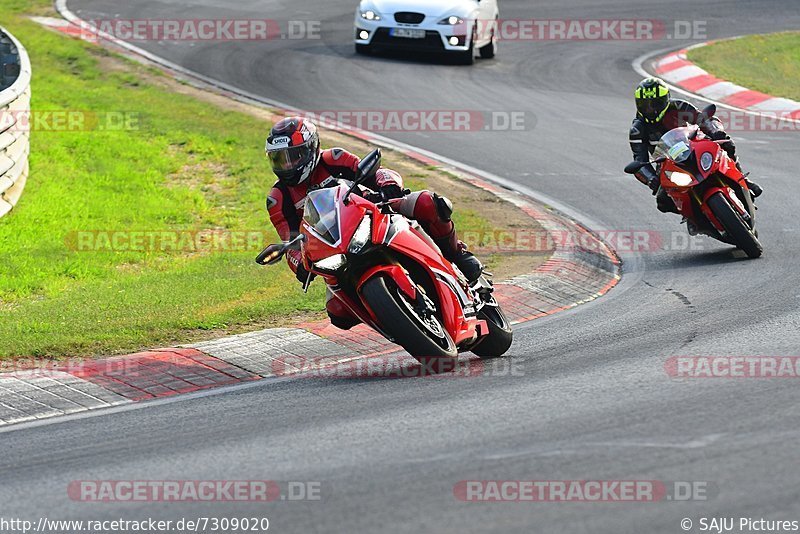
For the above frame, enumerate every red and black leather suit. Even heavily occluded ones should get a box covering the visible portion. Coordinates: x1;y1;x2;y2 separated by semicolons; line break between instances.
267;147;470;329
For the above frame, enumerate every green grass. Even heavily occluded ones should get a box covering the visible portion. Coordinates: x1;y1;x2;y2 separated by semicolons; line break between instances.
688;31;800;101
0;1;510;359
0;5;330;358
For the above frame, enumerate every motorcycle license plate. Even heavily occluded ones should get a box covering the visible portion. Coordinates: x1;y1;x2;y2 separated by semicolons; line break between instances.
390;28;426;39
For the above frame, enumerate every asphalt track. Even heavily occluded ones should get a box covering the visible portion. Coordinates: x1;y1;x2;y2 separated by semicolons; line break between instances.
4;1;800;532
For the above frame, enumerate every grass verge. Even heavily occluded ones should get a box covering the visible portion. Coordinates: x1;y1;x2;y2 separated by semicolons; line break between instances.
688;31;800;101
0;1;548;359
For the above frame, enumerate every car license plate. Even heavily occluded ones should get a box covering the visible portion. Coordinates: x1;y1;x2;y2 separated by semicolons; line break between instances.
390;28;426;39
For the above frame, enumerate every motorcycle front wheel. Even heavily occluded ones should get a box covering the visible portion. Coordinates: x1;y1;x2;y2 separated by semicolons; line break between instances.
707;192;763;259
361;276;458;371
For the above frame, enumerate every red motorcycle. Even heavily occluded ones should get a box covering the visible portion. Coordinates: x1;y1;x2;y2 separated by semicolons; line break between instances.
257;149;513;370
625;104;763;258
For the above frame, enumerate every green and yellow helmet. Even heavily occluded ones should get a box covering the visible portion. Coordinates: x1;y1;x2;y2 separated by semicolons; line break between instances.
635;77;670;123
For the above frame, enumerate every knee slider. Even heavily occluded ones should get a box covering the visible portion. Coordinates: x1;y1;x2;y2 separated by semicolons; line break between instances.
433;194;453;222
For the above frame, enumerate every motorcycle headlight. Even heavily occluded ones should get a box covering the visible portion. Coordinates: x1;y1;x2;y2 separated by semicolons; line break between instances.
667;171;694;187
348;215;372;254
360;9;381;21
438;16;464;25
700;152;714;172
314;254;347;272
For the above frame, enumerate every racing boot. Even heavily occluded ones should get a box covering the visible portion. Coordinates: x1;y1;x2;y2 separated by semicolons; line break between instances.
434;229;483;284
682;217;700;236
746;179;763;199
735;161;762;199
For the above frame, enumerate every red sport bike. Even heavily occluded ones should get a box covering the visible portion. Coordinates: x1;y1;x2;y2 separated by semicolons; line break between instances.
257;149;513;370
625;104;763;258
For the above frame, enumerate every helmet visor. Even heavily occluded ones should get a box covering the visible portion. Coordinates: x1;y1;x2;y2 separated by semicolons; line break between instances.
637;95;669;121
268;143;313;173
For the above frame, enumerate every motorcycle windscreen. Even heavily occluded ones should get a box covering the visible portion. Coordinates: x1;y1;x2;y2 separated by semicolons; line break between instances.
655;127;694;163
303;188;341;245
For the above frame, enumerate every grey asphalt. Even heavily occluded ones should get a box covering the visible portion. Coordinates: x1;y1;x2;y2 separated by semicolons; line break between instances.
3;1;800;532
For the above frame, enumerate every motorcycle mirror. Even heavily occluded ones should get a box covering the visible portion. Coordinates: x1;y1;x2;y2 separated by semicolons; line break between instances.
256;244;287;265
345;148;382;204
356;148;382;182
624;157;667;174
624;161;646;174
702;103;717;118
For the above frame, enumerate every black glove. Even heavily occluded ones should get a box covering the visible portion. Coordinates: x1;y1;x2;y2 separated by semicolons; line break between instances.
364;191;385;204
295;263;316;285
709;130;727;141
635;164;659;193
708;129;734;154
721;138;736;158
364;185;407;204
648;177;661;195
380;184;405;200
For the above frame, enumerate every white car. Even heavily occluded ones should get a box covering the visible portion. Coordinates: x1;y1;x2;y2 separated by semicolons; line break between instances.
354;0;499;64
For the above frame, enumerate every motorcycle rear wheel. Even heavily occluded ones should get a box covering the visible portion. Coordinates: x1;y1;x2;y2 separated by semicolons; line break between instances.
471;302;513;359
361;277;458;371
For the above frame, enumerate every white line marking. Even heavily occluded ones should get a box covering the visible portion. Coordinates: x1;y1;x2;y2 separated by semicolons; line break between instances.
699;81;748;101
660;65;707;83
751;97;800;113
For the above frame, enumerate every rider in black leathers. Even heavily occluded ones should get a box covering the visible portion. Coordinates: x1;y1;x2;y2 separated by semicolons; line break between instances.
629;77;762;214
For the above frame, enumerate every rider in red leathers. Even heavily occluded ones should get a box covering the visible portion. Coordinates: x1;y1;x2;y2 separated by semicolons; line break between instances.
265;117;482;330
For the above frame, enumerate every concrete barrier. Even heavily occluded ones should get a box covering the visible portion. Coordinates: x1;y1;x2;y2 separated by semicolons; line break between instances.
0;26;31;218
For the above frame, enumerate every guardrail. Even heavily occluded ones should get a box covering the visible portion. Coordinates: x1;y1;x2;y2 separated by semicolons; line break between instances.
0;25;30;219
